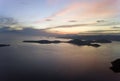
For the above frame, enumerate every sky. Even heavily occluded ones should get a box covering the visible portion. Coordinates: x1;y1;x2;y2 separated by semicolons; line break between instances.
0;0;120;35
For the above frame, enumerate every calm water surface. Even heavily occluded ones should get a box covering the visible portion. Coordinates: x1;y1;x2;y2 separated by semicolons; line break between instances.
0;35;120;81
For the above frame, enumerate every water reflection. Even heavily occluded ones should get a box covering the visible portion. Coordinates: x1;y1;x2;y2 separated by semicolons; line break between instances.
0;36;120;81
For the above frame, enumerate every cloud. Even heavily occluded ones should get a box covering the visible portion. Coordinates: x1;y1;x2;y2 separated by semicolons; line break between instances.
45;23;96;30
50;2;81;17
45;19;52;21
112;26;120;29
79;0;119;18
87;30;120;33
33;0;120;35
97;20;106;23
35;0;119;25
69;20;77;22
96;21;120;26
0;26;57;36
0;16;23;30
0;16;17;26
44;20;120;30
47;0;119;19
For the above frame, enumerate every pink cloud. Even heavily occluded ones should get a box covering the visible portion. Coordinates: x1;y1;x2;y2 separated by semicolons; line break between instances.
50;0;119;18
86;0;117;17
51;2;82;17
36;0;119;23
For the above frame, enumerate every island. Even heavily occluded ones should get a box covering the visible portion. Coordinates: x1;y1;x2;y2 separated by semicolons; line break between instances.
23;40;62;44
0;44;10;47
23;39;112;48
68;39;101;47
23;39;102;47
110;59;120;73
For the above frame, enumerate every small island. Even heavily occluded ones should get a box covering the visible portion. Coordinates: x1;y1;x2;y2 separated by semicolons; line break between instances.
0;44;10;47
110;59;120;73
68;39;101;47
23;40;62;44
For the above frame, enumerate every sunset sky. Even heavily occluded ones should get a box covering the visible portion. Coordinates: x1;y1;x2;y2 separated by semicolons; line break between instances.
0;0;120;34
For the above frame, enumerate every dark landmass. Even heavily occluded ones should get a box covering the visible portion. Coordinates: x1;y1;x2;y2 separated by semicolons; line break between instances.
110;59;120;73
23;40;62;44
68;39;112;44
58;35;120;41
23;39;102;47
23;38;113;47
93;39;112;43
83;39;112;43
68;39;101;47
68;39;91;45
0;44;10;47
68;39;112;47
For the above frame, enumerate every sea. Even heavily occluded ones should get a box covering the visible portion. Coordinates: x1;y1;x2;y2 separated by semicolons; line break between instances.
0;34;120;81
